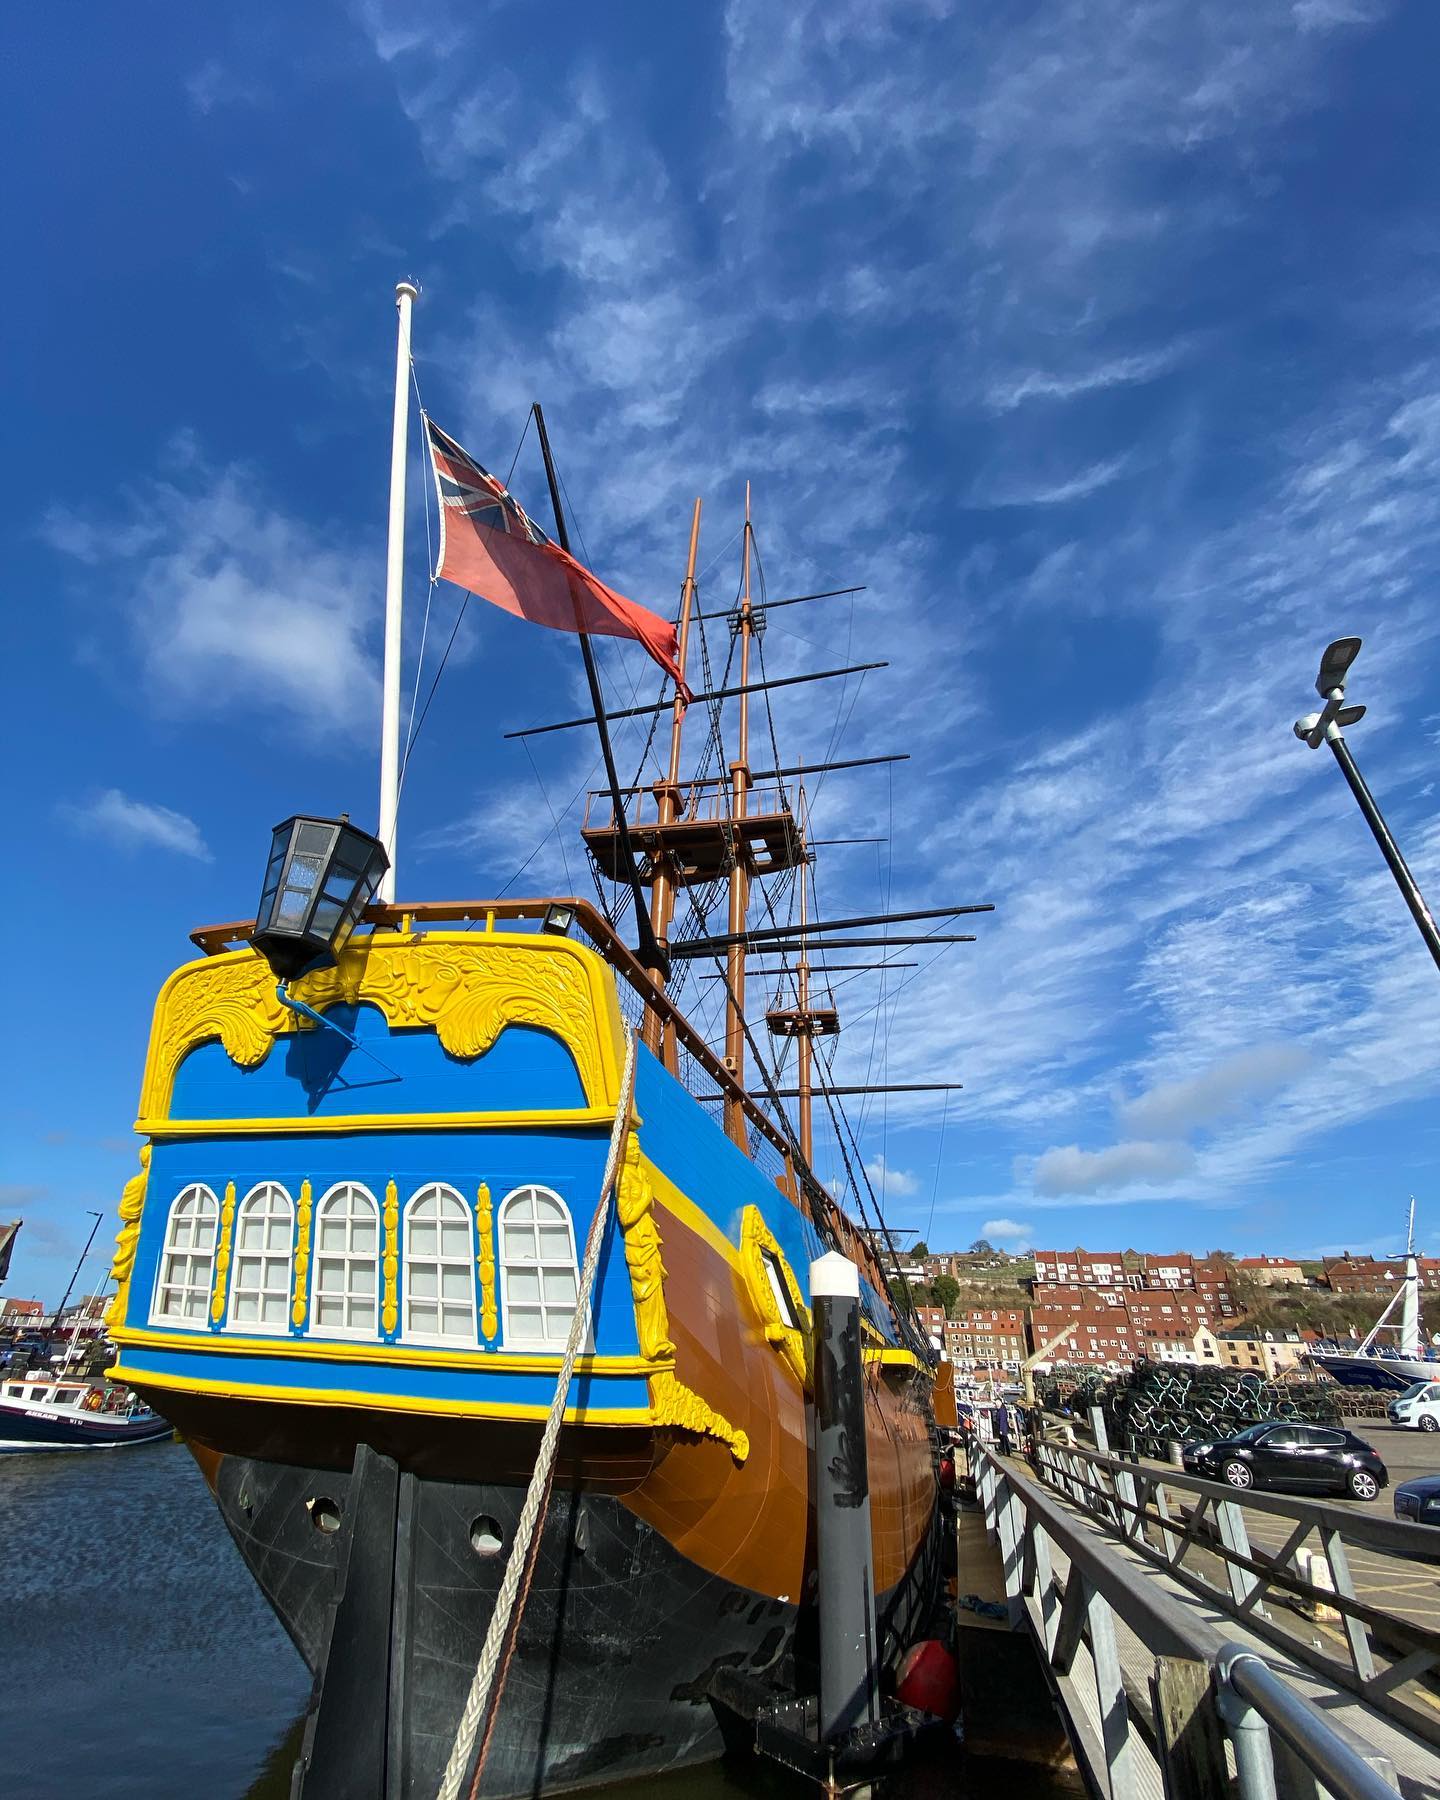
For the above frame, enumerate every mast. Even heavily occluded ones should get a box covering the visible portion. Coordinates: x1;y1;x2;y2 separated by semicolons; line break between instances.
1401;1195;1421;1358
531;404;667;979
796;806;814;1162
378;280;418;903
724;485;756;1145
643;500;701;1059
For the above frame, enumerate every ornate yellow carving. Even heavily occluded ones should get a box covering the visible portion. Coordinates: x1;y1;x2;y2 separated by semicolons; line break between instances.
210;1181;237;1325
648;1370;749;1463
616;1135;674;1362
143;935;620;1122
477;1183;498;1341
105;1145;151;1330
382;1179;399;1336
738;1205;812;1388
291;1179;313;1329
613;1137;746;1461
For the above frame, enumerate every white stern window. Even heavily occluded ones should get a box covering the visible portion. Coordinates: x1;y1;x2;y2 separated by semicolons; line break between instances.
403;1185;476;1344
499;1185;580;1349
153;1184;220;1323
312;1182;380;1338
228;1183;294;1333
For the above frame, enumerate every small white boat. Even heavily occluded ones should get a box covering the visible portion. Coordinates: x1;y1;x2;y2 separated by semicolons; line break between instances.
0;1374;172;1453
1308;1200;1440;1393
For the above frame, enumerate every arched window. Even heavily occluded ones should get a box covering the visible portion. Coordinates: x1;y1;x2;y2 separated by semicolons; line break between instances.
312;1182;380;1337
499;1185;580;1348
153;1185;220;1323
403;1184;476;1344
228;1182;294;1333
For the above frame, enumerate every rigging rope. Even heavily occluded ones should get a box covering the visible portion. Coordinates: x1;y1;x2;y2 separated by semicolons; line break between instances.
435;1029;640;1800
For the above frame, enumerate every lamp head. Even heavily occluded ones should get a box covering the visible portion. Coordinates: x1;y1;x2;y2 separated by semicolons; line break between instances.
1316;636;1362;697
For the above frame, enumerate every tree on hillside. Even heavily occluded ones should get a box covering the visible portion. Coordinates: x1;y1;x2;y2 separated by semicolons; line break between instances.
911;1240;930;1259
932;1273;961;1316
969;1237;995;1255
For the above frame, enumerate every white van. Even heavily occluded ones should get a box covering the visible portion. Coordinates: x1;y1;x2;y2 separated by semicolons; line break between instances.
1387;1380;1440;1432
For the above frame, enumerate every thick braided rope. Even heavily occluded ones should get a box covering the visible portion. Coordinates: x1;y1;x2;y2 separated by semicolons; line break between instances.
436;1028;639;1800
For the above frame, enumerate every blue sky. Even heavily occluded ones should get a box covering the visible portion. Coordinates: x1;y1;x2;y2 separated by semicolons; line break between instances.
6;0;1440;1305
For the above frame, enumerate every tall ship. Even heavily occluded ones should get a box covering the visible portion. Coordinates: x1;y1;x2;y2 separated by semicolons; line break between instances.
103;288;980;1797
1308;1201;1439;1392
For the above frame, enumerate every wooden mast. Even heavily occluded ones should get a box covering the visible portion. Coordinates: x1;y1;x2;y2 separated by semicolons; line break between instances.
643;498;702;1061
796;798;814;1163
724;484;755;1146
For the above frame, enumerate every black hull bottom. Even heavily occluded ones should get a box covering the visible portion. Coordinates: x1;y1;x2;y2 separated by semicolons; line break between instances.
213;1450;941;1799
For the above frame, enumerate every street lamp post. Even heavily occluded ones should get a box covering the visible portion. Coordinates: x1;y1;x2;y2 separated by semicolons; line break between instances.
1293;636;1440;973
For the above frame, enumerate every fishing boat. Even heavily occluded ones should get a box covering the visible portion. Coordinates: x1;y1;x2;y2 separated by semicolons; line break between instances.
1308;1201;1440;1392
0;1374;171;1453
103;287;979;1797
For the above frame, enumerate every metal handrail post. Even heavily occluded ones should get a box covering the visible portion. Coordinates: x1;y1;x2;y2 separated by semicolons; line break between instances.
1221;1647;1398;1800
1216;1656;1279;1800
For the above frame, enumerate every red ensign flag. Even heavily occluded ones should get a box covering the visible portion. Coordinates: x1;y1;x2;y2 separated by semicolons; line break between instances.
425;419;689;698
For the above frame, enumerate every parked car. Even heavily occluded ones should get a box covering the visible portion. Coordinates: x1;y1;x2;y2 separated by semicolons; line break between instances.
1393;1475;1440;1527
1386;1380;1440;1432
1182;1422;1387;1501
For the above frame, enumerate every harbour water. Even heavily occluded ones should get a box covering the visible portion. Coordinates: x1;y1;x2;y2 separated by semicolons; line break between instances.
1;1440;1063;1800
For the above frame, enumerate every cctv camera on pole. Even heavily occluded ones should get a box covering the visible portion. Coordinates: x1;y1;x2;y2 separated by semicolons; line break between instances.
1293;637;1440;972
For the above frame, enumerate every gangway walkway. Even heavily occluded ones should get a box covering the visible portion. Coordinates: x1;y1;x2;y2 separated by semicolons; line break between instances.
971;1441;1440;1800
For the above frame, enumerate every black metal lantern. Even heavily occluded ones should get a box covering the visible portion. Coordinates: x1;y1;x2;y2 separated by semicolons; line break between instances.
251;815;389;982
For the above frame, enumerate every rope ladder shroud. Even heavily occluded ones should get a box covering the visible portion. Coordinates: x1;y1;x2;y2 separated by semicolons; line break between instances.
436;1029;640;1800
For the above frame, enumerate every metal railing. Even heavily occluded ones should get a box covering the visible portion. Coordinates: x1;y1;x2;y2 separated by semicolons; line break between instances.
1030;1437;1440;1748
973;1446;1407;1800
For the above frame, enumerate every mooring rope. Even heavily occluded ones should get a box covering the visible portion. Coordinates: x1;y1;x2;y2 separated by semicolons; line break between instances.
435;1028;640;1800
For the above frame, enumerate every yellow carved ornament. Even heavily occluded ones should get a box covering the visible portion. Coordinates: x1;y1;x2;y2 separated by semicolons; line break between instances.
210;1181;237;1325
615;1136;747;1461
382;1180;399;1336
648;1370;749;1464
291;1179;313;1329
477;1182;498;1341
105;1145;151;1330
738;1205;812;1388
141;935;624;1120
616;1135;674;1362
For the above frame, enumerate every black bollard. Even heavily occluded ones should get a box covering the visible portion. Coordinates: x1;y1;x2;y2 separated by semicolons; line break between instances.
810;1251;879;1743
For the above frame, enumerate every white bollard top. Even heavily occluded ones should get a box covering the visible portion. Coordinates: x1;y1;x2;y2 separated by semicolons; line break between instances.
809;1251;860;1300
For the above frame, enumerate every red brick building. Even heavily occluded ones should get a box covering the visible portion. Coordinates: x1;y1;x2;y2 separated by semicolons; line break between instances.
944;1307;1027;1372
1323;1254;1440;1294
0;1297;43;1327
1032;1249;1127;1288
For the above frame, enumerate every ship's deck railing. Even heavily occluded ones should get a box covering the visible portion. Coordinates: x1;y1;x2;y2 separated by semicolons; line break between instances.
581;780;795;832
1028;1435;1440;1748
972;1444;1408;1800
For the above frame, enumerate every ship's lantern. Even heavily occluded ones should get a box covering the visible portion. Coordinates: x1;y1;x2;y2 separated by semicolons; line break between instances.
251;815;389;982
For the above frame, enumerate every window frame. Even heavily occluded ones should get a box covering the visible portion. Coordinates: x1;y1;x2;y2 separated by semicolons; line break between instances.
497;1183;585;1352
151;1183;221;1326
226;1181;296;1336
401;1182;478;1348
310;1181;383;1341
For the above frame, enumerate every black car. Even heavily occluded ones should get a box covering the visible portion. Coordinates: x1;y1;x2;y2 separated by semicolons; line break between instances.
1393;1475;1440;1528
1182;1421;1387;1501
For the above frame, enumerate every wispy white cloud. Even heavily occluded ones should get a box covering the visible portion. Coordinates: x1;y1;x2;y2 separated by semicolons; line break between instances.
986;345;1191;414
43;447;380;739
1030;1140;1196;1197
981;455;1132;508
980;1217;1034;1249
1117;1044;1311;1138
867;1155;920;1198
59;790;212;862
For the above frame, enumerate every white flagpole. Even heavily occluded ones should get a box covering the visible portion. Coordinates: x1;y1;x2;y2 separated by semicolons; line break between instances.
378;280;419;903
